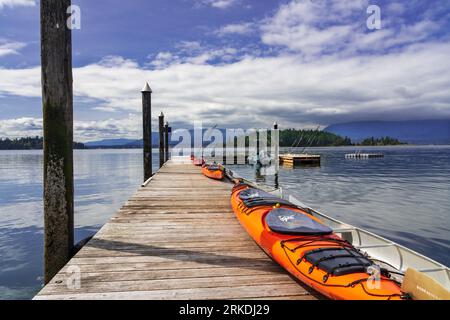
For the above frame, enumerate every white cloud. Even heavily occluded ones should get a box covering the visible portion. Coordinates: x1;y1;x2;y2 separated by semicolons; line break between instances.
216;22;253;36
1;41;450;140
74;115;142;140
0;0;34;9
0;117;42;138
260;0;366;56
387;2;405;15
0;116;142;141
148;52;179;69
198;0;238;9
0;40;26;57
185;47;237;64
148;44;240;68
176;41;202;52
0;65;40;96
260;0;444;58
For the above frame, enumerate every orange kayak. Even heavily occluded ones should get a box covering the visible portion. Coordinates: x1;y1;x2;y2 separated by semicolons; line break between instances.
202;164;224;180
231;182;404;300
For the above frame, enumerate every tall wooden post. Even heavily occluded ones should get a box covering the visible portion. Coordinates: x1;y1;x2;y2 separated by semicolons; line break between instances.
273;122;279;163
41;0;74;283
159;112;165;167
256;129;260;165
142;82;152;181
164;122;170;162
273;122;279;189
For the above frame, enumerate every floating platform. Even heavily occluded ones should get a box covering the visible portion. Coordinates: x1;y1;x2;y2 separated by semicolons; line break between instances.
345;153;384;159
34;157;319;300
279;154;321;166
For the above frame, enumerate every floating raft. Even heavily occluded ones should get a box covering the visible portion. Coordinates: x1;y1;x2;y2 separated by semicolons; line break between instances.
34;157;319;300
279;154;321;166
345;153;384;159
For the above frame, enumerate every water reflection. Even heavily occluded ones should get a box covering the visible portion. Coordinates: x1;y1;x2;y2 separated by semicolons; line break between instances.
0;149;160;299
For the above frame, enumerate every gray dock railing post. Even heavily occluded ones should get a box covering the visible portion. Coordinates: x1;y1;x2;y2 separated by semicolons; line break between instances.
164;122;170;162
159;112;165;167
41;0;74;284
142;82;153;181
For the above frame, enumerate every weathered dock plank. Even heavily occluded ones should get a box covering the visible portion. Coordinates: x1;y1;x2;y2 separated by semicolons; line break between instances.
34;160;318;300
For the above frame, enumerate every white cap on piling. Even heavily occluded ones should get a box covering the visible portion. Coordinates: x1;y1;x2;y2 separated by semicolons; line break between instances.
141;82;152;93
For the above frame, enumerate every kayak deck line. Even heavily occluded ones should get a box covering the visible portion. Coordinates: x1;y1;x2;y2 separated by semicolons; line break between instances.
34;158;320;300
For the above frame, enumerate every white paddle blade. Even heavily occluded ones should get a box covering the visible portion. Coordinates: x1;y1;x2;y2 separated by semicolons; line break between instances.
402;268;450;300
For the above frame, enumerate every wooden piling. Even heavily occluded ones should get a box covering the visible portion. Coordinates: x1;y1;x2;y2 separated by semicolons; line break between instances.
274;122;279;188
256;129;260;159
159;112;165;167
142;82;152;181
41;0;74;284
164;122;170;162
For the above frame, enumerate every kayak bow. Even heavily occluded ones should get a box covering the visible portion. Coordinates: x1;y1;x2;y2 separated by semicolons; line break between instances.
202;164;224;180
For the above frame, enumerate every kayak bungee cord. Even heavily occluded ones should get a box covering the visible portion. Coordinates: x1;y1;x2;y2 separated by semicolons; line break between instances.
280;223;407;298
281;236;354;252
282;234;407;279
281;243;406;300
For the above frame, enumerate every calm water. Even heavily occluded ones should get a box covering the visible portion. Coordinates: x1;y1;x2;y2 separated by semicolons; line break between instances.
0;149;160;299
0;146;449;299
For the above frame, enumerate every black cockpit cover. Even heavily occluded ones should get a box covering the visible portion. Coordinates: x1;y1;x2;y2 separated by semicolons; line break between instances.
239;188;294;208
265;208;333;235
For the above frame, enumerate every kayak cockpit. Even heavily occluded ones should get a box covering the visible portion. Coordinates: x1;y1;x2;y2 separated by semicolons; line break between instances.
266;208;333;236
238;188;296;208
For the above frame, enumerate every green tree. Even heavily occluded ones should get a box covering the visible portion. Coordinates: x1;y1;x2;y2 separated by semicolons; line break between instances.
0;137;86;150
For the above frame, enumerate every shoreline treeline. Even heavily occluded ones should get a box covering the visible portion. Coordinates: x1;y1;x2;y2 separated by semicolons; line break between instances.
0;132;407;150
0;136;86;150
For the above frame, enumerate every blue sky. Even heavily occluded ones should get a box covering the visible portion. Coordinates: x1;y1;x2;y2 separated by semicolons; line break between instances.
0;0;449;141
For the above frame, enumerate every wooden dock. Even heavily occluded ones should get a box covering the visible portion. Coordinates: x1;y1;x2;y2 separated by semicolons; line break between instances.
34;158;318;300
279;154;321;166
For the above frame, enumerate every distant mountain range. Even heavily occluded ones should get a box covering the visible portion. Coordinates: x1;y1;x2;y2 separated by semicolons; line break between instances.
325;120;450;145
83;120;450;148
85;138;143;148
84;129;230;148
85;134;157;149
